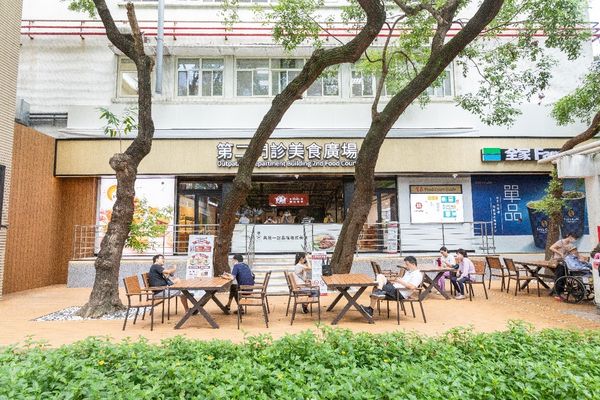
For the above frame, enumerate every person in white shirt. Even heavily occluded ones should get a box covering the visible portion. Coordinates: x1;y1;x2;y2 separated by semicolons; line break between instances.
239;214;250;224
450;248;475;300
293;252;316;313
437;246;456;293
362;256;423;316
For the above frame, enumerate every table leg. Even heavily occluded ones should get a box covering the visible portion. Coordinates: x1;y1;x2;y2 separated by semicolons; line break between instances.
174;290;219;329
423;272;451;300
326;288;347;311
331;287;372;325
210;292;230;315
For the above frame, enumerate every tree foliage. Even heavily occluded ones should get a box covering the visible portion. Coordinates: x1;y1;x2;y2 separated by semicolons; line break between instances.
552;57;600;125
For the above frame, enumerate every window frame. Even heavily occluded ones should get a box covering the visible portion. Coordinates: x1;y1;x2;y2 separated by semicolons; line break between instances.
175;57;225;98
235;57;341;98
116;57;139;98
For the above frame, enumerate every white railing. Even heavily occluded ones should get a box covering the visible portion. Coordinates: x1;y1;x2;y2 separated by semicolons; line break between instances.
72;221;494;259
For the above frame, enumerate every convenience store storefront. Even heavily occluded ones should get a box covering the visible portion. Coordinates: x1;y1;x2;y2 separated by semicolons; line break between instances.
55;136;593;254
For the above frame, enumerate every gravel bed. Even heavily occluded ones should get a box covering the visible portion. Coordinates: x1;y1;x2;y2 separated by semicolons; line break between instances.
34;306;147;322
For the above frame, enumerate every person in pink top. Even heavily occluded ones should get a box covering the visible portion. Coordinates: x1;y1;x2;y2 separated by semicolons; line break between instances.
450;248;475;300
436;246;456;293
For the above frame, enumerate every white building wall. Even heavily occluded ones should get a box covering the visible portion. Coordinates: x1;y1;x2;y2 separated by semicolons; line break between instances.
17;0;593;138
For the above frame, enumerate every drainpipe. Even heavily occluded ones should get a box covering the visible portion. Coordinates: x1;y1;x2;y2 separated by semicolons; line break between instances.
155;0;165;94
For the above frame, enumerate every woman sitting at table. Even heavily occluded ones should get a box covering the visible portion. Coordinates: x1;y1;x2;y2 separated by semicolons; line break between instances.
293;252;317;314
450;249;475;300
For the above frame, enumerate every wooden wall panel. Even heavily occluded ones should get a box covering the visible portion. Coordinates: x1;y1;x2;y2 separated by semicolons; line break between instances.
3;125;96;294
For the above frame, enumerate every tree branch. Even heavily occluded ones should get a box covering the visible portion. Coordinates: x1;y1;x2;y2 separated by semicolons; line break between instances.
92;0;135;58
125;3;145;59
561;110;600;152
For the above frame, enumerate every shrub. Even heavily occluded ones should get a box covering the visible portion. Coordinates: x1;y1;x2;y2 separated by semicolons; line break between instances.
1;324;600;399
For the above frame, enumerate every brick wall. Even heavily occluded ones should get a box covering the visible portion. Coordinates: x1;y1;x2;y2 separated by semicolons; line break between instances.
0;0;23;298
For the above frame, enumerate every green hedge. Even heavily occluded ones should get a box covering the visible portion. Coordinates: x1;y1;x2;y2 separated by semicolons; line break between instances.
1;323;600;399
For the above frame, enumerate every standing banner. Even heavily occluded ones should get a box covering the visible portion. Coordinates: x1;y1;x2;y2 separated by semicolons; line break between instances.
186;235;215;279
309;251;329;295
385;222;399;253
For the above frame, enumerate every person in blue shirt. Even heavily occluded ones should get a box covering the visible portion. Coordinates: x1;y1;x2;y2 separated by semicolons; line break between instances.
223;254;255;312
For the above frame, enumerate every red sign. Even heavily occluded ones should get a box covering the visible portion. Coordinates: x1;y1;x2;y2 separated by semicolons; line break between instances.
268;194;309;207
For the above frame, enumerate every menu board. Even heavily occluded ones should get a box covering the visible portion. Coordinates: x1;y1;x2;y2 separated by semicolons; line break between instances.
309;251;329;294
409;185;464;223
185;235;214;279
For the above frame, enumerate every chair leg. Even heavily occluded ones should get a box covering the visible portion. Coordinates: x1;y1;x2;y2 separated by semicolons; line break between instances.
286;295;291;316
468;283;472;301
396;300;400;325
133;307;140;325
141;307;146;321
488;270;492;289
410;302;416;318
237;303;242;329
175;297;178;315
262;303;269;328
514;278;518;296
291;301;297;326
150;305;155;331
122;307;130;331
483;281;489;300
506;277;511;293
537;279;540;297
167;297;171;321
386;300;390;318
266;296;270;314
419;301;427;323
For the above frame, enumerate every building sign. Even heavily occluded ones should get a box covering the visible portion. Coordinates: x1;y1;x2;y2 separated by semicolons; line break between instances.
481;148;560;162
254;225;306;252
409;185;464;224
216;141;358;168
268;194;309;207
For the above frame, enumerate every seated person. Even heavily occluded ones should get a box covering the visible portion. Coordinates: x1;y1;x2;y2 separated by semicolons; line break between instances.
223;254;255;312
323;213;335;223
554;245;592;300
549;232;577;264
450;249;475;300
436;246;456;293
362;256;423;317
148;254;189;311
293;252;317;314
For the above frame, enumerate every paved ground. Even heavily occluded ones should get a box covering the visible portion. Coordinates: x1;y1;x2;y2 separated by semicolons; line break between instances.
1;282;599;347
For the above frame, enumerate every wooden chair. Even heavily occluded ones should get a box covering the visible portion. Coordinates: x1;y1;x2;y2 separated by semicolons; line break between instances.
383;286;426;324
485;256;508;292
237;271;271;329
370;261;398;279
285;271;321;325
122;275;164;331
141;272;180;321
465;259;489;301
253;272;271;314
503;258;540;297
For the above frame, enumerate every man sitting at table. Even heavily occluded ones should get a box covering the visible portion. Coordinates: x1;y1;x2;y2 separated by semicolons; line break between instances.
148;254;189;312
361;256;423;317
222;254;255;313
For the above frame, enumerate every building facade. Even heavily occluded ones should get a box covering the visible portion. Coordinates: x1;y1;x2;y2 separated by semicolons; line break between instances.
13;0;598;272
0;0;23;298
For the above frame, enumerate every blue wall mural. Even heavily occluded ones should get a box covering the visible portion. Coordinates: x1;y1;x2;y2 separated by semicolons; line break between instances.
471;175;588;237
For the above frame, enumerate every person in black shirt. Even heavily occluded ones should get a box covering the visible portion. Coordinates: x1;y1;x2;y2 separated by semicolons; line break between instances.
222;254;255;312
148;254;189;312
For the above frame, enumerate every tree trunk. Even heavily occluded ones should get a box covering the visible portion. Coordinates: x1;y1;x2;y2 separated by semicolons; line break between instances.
78;1;155;317
213;0;386;275
331;0;504;274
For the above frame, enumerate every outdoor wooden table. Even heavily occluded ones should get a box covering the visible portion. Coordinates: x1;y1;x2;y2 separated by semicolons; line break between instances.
168;277;231;329
418;267;454;300
323;274;377;325
514;260;555;291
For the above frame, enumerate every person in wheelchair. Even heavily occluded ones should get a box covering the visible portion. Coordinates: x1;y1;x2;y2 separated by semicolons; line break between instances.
553;245;592;301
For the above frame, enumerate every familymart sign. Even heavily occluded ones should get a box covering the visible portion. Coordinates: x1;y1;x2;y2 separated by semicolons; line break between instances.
216;141;359;168
481;148;560;162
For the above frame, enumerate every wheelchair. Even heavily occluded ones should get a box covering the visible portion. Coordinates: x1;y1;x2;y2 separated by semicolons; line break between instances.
554;260;595;304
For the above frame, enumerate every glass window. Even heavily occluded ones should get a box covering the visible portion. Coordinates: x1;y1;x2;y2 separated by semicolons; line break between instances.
271;58;304;95
117;57;138;97
177;58;223;97
236;59;270;96
426;68;453;97
307;66;339;97
351;70;376;97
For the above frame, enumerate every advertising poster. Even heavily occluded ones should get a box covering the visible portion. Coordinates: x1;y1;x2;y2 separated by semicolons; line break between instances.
409;185;464;223
309;251;329;294
186;234;215;279
96;177;175;254
254;225;306;252
310;224;342;252
385;222;399;253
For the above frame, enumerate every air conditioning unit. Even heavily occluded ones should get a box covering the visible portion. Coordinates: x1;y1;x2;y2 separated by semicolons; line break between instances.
15;98;30;126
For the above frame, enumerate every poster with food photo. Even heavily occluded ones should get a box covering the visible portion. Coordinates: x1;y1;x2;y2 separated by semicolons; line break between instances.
186;235;214;279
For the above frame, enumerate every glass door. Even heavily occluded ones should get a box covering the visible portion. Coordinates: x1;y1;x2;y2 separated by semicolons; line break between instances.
176;182;222;253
